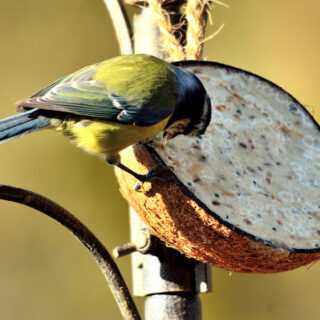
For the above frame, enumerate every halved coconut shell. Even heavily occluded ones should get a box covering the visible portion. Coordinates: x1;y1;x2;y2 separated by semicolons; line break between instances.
115;61;320;273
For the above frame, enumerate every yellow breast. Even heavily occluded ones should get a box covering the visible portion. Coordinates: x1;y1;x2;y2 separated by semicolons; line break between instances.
56;116;171;158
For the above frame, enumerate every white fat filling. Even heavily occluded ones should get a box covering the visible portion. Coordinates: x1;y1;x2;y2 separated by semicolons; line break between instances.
146;65;320;251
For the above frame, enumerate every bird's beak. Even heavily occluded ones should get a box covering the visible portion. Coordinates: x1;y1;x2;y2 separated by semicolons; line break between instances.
163;131;178;140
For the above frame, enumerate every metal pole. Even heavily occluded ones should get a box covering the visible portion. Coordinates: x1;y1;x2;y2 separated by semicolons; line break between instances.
114;3;213;319
130;208;211;320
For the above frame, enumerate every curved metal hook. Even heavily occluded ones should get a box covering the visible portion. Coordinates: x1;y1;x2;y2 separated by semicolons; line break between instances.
0;184;141;320
104;0;134;54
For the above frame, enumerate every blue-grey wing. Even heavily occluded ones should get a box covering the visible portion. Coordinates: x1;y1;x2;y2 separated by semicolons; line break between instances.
17;65;174;126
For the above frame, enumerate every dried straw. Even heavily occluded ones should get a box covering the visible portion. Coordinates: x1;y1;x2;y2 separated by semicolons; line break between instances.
126;0;227;60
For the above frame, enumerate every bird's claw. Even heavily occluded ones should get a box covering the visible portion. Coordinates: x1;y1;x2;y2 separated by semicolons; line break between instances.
147;163;172;176
133;181;143;191
133;163;172;191
134;176;167;191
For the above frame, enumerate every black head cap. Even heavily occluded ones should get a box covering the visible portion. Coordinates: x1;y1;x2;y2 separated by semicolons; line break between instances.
165;65;212;139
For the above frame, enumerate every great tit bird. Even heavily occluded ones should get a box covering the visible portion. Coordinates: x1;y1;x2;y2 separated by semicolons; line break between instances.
0;54;211;183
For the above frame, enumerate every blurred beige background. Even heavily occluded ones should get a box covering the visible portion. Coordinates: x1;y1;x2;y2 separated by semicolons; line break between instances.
0;0;319;319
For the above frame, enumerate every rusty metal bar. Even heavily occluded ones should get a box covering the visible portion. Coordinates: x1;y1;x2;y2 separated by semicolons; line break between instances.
0;184;141;320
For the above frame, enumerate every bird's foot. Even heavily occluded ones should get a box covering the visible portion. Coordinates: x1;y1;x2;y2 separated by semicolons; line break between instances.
133;163;171;191
114;161;172;191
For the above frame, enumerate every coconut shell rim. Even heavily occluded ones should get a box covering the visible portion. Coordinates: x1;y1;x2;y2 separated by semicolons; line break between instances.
172;60;320;131
142;60;320;254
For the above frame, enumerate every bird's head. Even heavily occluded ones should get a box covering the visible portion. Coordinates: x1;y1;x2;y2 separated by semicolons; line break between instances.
164;65;211;140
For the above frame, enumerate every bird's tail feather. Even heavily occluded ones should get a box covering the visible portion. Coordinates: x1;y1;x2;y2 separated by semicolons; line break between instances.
0;109;51;143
